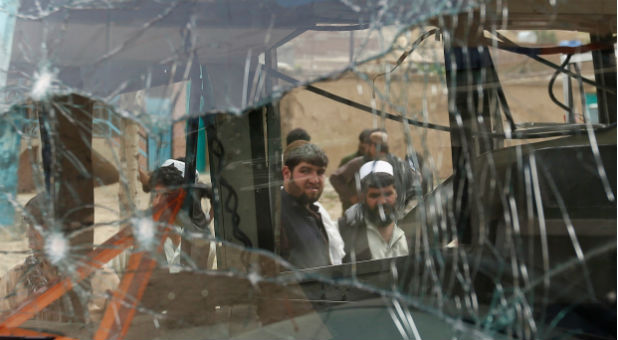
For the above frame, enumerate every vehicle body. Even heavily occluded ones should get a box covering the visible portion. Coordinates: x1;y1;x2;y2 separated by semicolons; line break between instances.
0;0;615;339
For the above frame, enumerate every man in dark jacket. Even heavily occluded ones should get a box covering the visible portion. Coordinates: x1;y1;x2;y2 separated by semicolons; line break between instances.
338;129;373;167
279;141;339;268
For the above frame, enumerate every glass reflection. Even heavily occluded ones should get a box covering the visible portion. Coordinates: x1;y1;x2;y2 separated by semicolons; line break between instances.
0;1;614;338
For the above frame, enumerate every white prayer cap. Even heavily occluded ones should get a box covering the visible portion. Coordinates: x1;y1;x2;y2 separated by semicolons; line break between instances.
161;159;199;182
359;160;393;180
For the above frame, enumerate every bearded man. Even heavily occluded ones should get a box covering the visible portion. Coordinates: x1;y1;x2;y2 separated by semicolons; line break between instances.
338;160;409;262
280;141;344;268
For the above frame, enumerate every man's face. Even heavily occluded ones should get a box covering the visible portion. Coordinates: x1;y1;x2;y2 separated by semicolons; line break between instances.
152;184;179;209
283;161;325;204
363;184;397;227
359;140;371;156
366;142;378;159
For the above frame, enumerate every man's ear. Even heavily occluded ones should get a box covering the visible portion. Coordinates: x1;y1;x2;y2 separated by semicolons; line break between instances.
282;166;291;181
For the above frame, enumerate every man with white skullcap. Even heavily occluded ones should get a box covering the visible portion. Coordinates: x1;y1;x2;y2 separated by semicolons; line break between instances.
160;158;201;181
338;160;409;262
146;159;214;271
330;129;424;214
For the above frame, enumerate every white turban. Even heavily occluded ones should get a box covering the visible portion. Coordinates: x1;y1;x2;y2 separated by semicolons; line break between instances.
359;160;393;180
161;159;200;182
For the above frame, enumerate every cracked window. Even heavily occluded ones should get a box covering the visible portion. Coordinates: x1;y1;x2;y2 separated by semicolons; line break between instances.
0;1;615;339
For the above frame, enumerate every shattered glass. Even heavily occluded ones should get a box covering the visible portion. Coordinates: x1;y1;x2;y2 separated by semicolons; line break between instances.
0;0;615;339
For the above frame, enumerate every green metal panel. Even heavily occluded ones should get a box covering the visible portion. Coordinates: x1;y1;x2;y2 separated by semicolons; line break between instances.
186;70;209;173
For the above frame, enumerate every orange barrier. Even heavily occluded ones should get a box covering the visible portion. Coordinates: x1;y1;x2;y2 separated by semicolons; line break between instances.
95;190;185;340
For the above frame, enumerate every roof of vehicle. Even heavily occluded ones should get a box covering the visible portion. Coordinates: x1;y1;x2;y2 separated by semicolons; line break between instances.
4;0;615;112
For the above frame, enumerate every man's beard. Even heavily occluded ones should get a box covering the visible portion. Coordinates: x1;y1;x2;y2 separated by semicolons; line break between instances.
364;203;395;228
288;178;322;205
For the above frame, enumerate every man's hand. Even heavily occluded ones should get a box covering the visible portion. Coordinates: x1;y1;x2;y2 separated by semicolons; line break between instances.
349;196;359;204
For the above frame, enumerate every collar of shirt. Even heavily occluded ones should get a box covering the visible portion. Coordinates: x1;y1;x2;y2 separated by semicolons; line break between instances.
365;219;405;248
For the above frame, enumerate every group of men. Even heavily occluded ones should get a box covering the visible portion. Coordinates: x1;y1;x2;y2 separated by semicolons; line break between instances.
0;127;423;322
279;128;424;268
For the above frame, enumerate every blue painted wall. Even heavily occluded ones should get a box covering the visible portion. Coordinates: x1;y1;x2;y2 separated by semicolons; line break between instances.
0;0;19;226
146;97;173;171
0;112;21;225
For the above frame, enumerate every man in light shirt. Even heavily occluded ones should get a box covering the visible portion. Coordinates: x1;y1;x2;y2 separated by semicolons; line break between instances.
338;160;408;262
148;163;213;272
